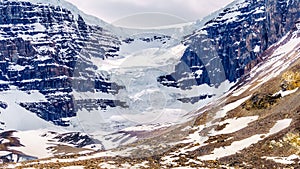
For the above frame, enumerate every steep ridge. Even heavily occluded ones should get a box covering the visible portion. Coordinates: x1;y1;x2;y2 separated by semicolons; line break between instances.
158;0;300;100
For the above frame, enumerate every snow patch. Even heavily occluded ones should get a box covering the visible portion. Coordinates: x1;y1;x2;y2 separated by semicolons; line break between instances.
254;45;260;53
122;123;173;132
32;23;46;32
199;134;263;160
214;95;252;120
0;89;54;130
273;88;298;97
264;155;300;164
199;119;292;160
269;119;292;135
210;116;259;136
12;130;55;158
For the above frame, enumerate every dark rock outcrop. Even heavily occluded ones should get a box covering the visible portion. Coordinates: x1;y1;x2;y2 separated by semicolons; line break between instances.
0;0;123;126
54;132;103;148
159;0;300;89
242;93;281;110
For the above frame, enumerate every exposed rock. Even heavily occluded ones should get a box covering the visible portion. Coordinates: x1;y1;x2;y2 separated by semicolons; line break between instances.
159;0;300;92
0;0;124;126
283;132;300;154
242;93;281;110
281;71;300;91
53;132;103;149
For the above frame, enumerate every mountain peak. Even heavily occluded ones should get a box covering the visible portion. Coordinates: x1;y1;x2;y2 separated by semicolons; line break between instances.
7;0;108;27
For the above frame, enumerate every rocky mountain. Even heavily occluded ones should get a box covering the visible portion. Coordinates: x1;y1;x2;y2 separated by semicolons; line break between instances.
6;18;300;168
0;0;298;167
0;0;232;137
159;0;300;92
0;0;125;128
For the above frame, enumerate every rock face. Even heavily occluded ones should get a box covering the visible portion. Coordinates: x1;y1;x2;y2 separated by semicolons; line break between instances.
241;93;281;110
53;132;103;148
0;0;298;128
158;0;300;89
0;0;124;126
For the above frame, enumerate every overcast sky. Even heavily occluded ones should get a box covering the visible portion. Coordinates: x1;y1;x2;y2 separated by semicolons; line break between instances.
65;0;234;28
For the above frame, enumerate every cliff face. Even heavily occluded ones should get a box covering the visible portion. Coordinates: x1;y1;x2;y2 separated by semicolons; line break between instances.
158;0;300;89
0;0;124;126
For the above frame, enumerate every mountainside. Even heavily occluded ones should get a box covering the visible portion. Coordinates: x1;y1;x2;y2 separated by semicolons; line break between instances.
0;0;231;136
159;0;300;95
0;0;298;167
7;19;300;169
0;0;228;158
0;0;125;128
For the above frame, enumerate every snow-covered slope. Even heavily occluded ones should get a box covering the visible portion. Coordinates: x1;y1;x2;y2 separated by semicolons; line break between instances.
0;129;102;161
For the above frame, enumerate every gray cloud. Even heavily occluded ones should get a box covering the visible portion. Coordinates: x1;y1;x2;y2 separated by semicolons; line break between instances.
65;0;234;27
